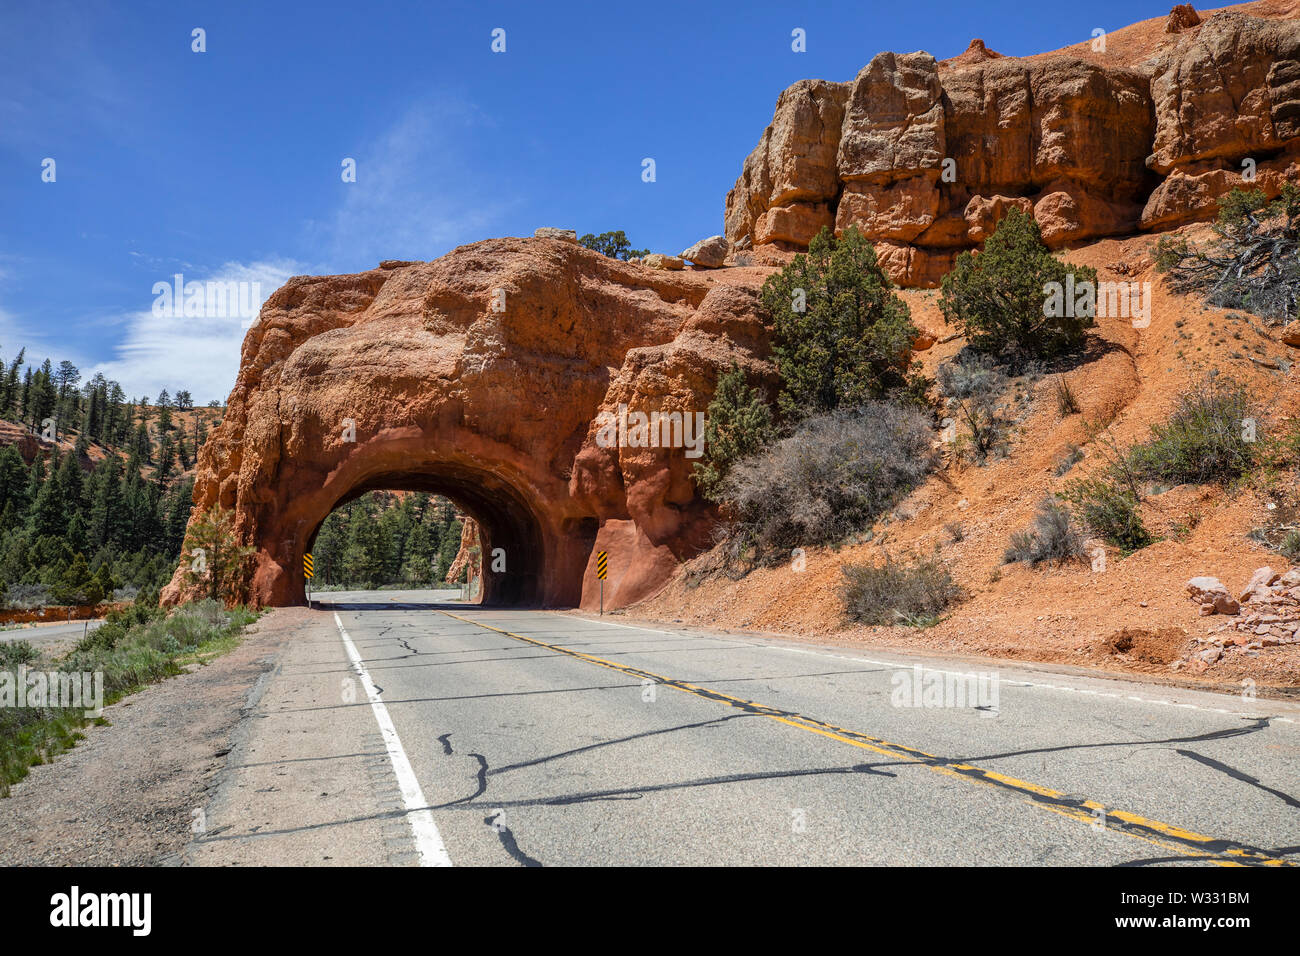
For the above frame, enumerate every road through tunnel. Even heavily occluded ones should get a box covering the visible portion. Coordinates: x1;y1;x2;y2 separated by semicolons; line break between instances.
304;463;549;607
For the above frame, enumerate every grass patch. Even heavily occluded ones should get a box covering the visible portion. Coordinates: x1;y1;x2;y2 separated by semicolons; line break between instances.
1060;476;1152;553
1;599;259;796
1052;376;1080;417
839;554;964;627
1060;377;1258;554
1004;498;1088;567
1124;377;1255;486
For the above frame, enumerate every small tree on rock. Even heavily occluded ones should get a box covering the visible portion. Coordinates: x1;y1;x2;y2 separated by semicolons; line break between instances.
578;230;649;261
940;209;1097;364
760;226;919;417
180;505;254;605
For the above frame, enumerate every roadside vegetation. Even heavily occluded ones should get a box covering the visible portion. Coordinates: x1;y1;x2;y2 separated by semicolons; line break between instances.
718;403;935;571
695;214;1113;624
1000;187;1300;565
688;226;950;621
936;353;1010;464
1004;498;1088;567
1058;376;1264;554
0;597;259;796
839;554;964;627
1156;184;1300;323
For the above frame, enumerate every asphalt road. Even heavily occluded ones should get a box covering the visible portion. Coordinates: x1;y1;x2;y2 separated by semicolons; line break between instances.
186;590;1300;866
0;618;100;647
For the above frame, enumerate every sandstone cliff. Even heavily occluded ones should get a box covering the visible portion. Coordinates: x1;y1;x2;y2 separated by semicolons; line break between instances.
161;238;773;610
725;1;1300;285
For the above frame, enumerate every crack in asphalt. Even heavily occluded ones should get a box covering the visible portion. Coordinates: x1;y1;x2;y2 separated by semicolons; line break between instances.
450;762;900;808
435;730;541;866
487;713;754;775
949;718;1275;767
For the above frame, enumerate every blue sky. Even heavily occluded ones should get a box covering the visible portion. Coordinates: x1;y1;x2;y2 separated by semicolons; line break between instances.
0;0;1181;403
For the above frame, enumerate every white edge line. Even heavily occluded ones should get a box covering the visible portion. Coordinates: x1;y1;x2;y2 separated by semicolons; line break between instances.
334;612;452;867
549;611;1297;725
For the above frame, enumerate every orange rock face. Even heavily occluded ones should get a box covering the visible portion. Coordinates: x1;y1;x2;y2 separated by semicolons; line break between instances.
161;238;772;610
725;4;1300;286
445;516;481;586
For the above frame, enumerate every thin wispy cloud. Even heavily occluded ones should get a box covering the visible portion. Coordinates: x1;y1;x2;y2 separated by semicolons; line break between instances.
307;99;517;269
90;258;304;403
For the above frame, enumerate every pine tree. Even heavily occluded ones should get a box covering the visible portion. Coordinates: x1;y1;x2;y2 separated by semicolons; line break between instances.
0;347;24;415
132;421;152;463
54;360;80;399
180;505;253;604
693;361;776;502
156;432;176;485
32;360;57;433
55;449;84;511
66;512;88;556
86;455;122;551
0;446;30;518
19;367;33;424
107;382;127;444
29;453;70;538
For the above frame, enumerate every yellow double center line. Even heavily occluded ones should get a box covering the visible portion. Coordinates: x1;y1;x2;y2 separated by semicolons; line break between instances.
438;610;1292;867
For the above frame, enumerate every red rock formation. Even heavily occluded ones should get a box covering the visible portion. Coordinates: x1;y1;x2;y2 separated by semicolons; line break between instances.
1167;4;1203;31
161;238;771;611
725;79;849;248
445;516;481;586
725;3;1300;286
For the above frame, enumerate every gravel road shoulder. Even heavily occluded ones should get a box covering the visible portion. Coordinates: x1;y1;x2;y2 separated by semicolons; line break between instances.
0;608;301;866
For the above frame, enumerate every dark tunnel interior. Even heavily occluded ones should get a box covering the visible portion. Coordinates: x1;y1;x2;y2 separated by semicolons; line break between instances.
306;463;545;606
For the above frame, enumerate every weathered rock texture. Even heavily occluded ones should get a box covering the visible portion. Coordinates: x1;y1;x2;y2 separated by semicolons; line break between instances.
161;238;771;611
445;516;481;586
726;3;1300;286
1178;566;1300;671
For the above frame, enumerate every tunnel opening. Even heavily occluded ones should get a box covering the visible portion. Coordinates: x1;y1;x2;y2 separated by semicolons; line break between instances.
303;464;547;608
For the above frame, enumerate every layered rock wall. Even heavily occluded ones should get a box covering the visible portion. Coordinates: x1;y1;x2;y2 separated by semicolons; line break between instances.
726;6;1300;285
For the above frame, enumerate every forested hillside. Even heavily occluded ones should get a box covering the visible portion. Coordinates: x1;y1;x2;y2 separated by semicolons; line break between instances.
0;345;221;608
311;491;467;589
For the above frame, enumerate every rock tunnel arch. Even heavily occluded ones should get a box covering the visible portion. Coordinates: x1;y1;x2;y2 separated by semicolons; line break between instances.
255;432;596;609
161;238;773;612
305;462;549;606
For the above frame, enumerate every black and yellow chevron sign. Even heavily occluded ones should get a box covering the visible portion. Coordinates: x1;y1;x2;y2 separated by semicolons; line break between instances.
596;550;608;580
303;553;314;579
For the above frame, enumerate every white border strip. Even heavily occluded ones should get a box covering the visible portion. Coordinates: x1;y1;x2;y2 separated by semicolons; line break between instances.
546;611;1295;725
334;612;452;866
